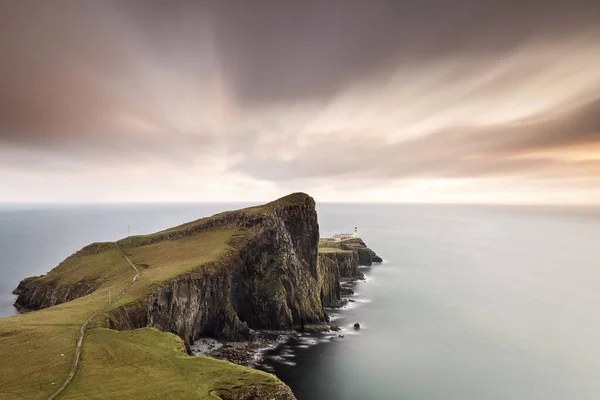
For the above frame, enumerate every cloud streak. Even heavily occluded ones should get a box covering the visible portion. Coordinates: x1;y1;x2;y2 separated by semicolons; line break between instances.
1;0;600;203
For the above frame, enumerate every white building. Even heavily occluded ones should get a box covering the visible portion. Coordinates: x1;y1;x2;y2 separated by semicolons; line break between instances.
333;227;359;241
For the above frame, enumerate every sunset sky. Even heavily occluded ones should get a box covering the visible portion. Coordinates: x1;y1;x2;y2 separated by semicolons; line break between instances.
1;0;600;204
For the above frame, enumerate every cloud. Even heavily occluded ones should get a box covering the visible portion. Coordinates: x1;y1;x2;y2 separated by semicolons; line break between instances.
232;98;600;182
211;0;600;105
0;1;224;158
2;0;600;202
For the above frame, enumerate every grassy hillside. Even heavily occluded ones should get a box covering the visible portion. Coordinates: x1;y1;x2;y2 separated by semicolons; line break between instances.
0;196;309;399
63;328;281;400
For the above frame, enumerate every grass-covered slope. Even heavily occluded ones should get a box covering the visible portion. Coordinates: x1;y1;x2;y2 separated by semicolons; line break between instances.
64;328;289;400
0;312;290;400
2;194;322;400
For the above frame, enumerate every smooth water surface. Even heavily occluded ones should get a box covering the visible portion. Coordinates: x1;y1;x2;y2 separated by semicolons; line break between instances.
1;203;599;399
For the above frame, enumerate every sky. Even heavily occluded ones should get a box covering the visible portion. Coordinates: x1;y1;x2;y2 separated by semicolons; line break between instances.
1;0;600;204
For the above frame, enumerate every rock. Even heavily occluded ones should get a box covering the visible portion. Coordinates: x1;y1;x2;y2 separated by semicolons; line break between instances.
318;253;341;308
320;251;363;280
316;238;381;309
339;238;382;266
225;383;296;399
348;299;355;303
330;324;340;331
353;322;360;329
340;286;354;296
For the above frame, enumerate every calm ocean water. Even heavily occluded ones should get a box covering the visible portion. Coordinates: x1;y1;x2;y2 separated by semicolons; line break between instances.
1;203;600;399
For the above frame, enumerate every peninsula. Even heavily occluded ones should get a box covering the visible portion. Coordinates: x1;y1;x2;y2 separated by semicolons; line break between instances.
2;193;381;399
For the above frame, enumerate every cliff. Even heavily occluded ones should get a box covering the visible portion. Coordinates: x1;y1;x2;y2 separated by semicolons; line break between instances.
319;250;362;280
14;193;326;344
319;237;383;267
12;276;97;312
12;242;117;312
317;237;382;307
317;253;342;308
340;238;384;265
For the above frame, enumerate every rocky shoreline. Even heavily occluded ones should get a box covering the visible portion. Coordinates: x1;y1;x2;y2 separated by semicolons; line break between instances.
188;275;375;369
189;324;335;367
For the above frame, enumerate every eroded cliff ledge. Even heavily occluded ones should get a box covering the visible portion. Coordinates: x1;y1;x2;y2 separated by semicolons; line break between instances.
318;237;382;307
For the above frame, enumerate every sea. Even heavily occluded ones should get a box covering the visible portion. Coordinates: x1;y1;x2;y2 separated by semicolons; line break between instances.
1;202;600;399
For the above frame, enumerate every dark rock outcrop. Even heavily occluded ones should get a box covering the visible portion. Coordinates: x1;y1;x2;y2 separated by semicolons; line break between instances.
317;253;342;308
337;238;382;266
316;237;382;308
319;251;363;280
219;384;296;400
12;242;116;311
12;276;98;312
340;286;354;296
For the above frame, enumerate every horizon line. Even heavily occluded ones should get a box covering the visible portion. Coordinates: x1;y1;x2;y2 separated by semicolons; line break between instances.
1;200;599;208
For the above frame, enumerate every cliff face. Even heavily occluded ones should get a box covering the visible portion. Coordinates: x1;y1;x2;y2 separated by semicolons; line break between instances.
12;277;98;312
317;237;383;307
110;268;252;341
337;238;383;266
12;242;117;311
109;194;326;342
317;253;342;308
320;251;362;280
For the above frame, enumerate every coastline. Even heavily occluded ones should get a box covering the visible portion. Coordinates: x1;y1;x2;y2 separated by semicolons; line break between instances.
190;271;375;369
190;326;333;367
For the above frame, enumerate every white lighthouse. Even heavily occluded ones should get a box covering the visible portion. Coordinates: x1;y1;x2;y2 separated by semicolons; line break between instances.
354;226;358;238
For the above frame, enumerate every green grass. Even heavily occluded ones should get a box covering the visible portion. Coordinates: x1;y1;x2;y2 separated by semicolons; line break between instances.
318;239;342;249
0;244;141;400
30;243;129;287
62;328;282;400
318;247;352;254
0;293;107;399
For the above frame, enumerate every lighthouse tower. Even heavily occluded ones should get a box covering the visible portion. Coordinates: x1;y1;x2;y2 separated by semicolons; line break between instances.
354;226;358;238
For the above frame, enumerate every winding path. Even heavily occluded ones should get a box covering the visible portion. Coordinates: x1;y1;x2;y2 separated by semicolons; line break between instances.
47;243;139;400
